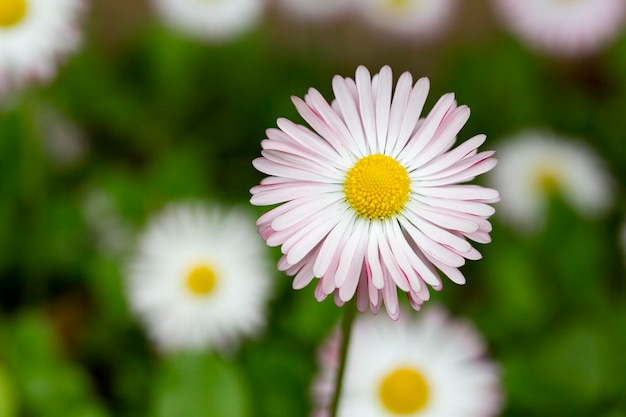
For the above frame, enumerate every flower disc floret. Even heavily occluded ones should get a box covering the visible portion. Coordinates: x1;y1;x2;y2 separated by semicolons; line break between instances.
186;264;217;296
379;367;429;414
0;0;27;27
344;154;410;220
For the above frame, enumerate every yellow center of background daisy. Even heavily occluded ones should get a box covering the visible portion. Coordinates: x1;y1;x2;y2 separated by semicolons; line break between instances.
344;154;410;220
385;0;411;10
186;264;217;296
0;0;27;28
379;367;430;414
534;165;561;194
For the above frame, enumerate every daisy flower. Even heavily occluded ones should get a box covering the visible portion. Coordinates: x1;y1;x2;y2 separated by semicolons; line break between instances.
277;0;353;21
488;130;614;233
311;305;503;417
151;0;264;43
354;0;458;40
493;0;626;57
250;65;499;320
0;0;85;98
126;202;272;352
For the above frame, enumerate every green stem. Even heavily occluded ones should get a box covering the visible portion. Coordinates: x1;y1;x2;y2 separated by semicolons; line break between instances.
329;299;357;417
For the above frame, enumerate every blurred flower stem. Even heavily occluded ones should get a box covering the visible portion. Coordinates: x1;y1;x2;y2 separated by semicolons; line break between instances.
330;298;357;417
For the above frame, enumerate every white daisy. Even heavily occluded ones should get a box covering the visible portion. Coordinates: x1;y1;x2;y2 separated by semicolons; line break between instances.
493;0;626;57
0;0;85;97
151;0;264;42
355;0;458;40
277;0;353;21
251;65;499;320
488;130;614;233
126;202;272;352
311;305;503;417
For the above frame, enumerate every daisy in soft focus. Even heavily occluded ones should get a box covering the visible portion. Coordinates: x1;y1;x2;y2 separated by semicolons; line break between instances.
277;0;353;21
493;0;626;57
0;0;84;98
311;305;503;417
489;130;614;233
250;65;499;319
126;202;272;352
151;0;264;42
355;0;458;40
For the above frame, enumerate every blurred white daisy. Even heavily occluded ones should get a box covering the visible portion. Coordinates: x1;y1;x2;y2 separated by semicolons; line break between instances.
151;0;264;42
493;0;626;57
0;0;85;98
489;130;614;233
311;305;503;417
355;0;458;40
127;202;272;352
251;65;499;320
277;0;353;21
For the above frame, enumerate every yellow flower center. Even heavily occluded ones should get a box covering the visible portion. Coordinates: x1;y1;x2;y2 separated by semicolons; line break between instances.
385;0;411;10
0;0;28;28
379;367;430;415
343;154;411;220
185;264;217;296
533;165;561;195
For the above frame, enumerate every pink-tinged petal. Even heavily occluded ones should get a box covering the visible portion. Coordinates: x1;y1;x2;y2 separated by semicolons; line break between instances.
411;134;486;177
283;214;338;265
314;280;329;301
337;231;368;302
415;195;496;217
292;259;316;289
270;121;344;164
366;222;385;289
355;66;378;154
251;182;342;206
424;252;467;285
409;105;471;170
334;220;367;289
398;93;456;165
386;72;414;153
408;292;425;310
332;75;368;156
382;277;400;320
413;205;480;233
272;194;343;231
375;65;393;153
417;184;500;202
314;213;352;277
464;231;492;244
390;77;430;157
356;270;370;313
399;216;466;267
261;146;342;177
386;221;423;292
403;208;472;254
416;154;497;186
291;96;350;159
303;88;361;154
252;157;338;183
463;246;483;260
378;238;410;292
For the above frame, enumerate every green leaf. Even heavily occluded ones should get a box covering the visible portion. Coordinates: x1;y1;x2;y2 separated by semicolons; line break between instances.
151;353;251;417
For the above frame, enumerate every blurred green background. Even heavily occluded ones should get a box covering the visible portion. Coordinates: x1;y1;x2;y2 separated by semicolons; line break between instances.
1;1;626;416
